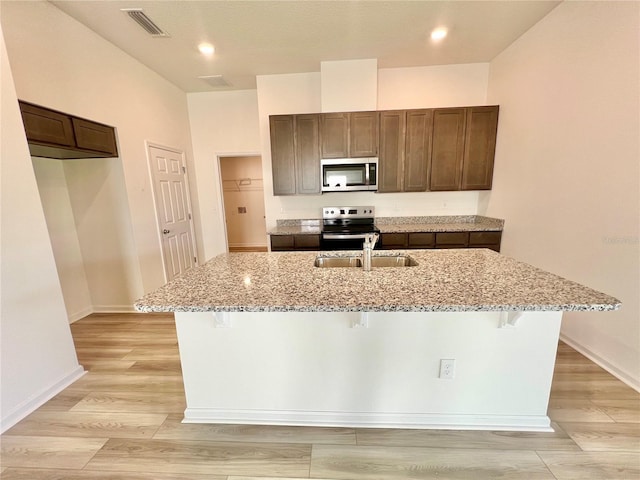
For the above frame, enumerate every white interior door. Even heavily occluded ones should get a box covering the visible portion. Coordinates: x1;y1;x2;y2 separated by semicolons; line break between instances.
148;144;197;281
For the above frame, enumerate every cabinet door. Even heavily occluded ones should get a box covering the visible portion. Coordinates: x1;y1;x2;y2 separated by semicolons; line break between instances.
350;111;378;157
468;231;502;252
404;109;432;192
408;232;435;248
321;113;348;158
380;233;408;249
19;101;75;147
270;115;296;195
294;234;321;250
429;108;466;191
271;235;295;251
72;118;118;156
468;231;502;246
461;106;499;190
378;111;405;193
295;114;321;194
435;232;469;247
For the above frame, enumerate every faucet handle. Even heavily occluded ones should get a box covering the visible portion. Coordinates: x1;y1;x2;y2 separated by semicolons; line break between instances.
368;232;379;246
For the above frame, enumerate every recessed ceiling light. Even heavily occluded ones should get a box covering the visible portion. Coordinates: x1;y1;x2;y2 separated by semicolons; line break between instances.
198;43;215;56
430;27;448;41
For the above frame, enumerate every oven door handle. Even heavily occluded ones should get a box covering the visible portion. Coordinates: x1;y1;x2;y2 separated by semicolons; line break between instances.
322;233;369;240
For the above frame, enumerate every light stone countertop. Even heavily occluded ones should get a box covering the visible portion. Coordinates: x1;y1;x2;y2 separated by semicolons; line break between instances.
134;249;620;313
267;215;503;235
267;224;322;235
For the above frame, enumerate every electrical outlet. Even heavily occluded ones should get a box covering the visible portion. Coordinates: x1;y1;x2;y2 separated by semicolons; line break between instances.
439;359;456;379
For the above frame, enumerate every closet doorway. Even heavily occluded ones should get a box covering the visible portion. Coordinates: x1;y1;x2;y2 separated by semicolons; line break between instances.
219;155;267;252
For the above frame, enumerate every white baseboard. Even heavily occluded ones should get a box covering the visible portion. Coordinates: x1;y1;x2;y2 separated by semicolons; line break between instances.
228;243;268;248
183;408;554;432
68;306;94;324
67;305;136;323
92;305;136;314
560;334;640;392
0;366;86;433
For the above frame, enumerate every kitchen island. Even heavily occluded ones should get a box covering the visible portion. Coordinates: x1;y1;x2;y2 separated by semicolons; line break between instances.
135;249;619;431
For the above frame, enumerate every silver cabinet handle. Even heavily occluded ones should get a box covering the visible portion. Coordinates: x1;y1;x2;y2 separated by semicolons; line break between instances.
163;229;170;234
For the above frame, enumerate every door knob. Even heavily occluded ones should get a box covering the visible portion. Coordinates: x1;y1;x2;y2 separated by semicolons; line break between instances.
163;229;170;234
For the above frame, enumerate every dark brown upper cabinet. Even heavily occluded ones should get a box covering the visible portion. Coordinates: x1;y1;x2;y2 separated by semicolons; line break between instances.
19;100;118;159
461;106;499;190
378;110;405;192
270;105;498;196
270;114;321;196
429;106;499;191
270;115;297;195
320;112;348;158
404;109;432;192
378;109;432;193
294;114;321;195
429;108;466;191
320;111;378;158
349;111;378;157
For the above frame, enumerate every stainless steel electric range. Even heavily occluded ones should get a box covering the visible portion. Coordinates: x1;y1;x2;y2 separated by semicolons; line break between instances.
320;206;380;251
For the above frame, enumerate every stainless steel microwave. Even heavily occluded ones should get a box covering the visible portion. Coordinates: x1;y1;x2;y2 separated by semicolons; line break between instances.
321;158;378;192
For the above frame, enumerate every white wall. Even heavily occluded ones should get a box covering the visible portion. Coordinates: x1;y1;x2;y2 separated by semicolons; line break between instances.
484;1;639;388
187;90;262;260
1;0;196;301
0;24;84;432
378;63;490;110
64;158;139;311
321;59;378;112
32;158;93;321
256;64;490;227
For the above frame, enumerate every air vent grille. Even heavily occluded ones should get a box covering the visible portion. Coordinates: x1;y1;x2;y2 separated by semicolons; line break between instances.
198;75;231;88
121;8;169;37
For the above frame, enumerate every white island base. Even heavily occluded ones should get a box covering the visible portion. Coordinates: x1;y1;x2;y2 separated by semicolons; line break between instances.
175;310;562;432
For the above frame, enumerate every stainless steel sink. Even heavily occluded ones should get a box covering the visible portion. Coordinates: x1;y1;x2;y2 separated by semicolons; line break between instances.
371;255;418;267
314;255;417;268
314;256;362;268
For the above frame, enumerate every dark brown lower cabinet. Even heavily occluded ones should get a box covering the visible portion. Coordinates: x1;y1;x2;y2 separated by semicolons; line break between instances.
270;234;321;251
468;231;502;252
435;232;469;248
380;231;501;252
379;233;408;249
408;232;435;248
271;231;501;252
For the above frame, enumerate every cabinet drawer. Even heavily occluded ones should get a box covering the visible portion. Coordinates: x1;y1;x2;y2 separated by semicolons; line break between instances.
436;232;469;246
407;232;435;248
380;233;408;249
294;234;320;250
469;231;502;246
270;235;294;251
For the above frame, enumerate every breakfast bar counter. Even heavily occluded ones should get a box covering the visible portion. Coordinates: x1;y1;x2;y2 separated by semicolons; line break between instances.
135;250;619;432
135;249;618;313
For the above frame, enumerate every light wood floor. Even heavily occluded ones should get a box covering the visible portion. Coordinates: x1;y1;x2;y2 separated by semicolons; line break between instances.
1;313;638;479
229;246;268;253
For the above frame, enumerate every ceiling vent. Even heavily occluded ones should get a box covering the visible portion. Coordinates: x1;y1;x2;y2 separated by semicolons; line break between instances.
198;75;231;88
121;8;169;37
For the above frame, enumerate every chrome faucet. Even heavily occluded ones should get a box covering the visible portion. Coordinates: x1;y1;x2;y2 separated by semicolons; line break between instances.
362;233;379;271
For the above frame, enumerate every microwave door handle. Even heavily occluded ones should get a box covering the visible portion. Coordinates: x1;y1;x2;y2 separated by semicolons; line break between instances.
365;163;370;185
